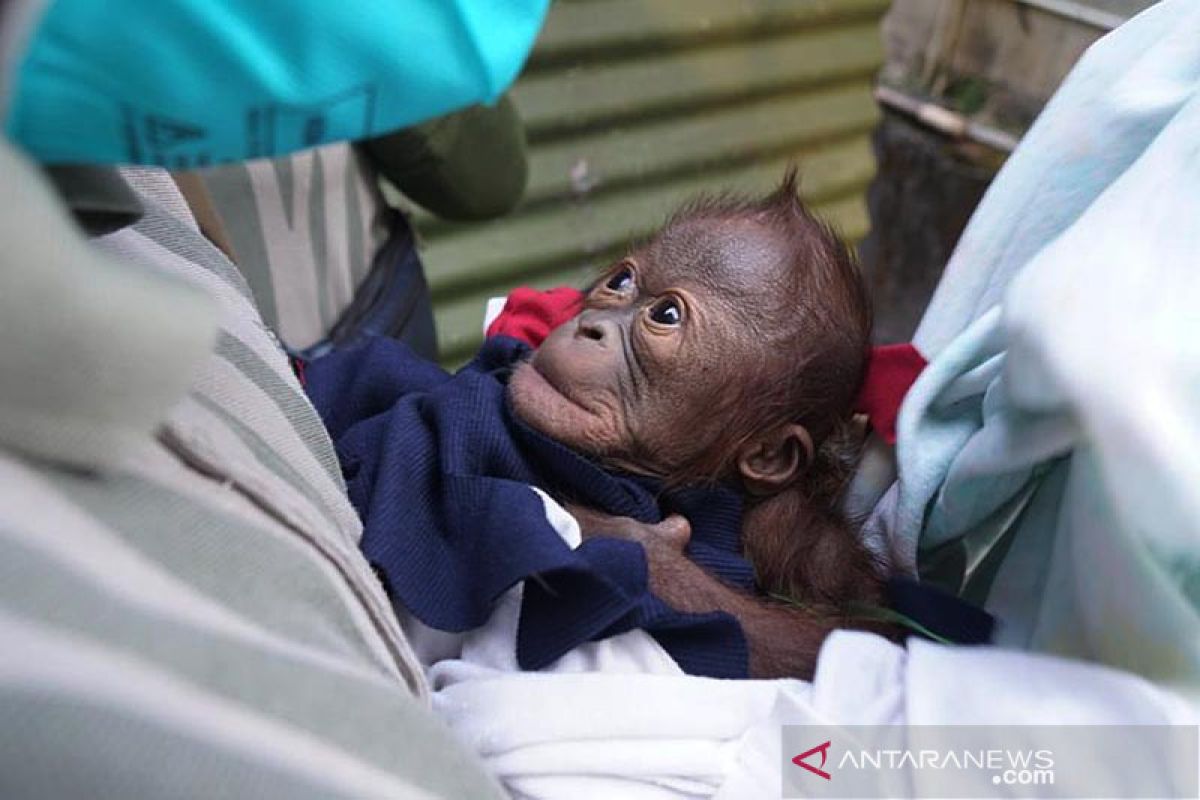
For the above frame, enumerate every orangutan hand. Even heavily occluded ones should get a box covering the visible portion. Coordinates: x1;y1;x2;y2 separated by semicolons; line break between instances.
564;504;691;555
565;501;839;680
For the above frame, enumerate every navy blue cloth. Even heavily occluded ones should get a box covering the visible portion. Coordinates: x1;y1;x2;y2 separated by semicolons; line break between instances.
306;335;752;678
887;577;995;645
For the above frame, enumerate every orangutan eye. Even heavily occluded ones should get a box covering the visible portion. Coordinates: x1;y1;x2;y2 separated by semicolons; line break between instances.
605;266;635;293
648;297;682;326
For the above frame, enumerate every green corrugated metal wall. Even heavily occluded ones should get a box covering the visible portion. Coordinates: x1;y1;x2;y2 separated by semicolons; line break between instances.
421;0;888;366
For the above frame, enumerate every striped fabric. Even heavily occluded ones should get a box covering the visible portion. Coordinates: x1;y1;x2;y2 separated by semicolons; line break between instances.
195;143;393;350
0;145;504;798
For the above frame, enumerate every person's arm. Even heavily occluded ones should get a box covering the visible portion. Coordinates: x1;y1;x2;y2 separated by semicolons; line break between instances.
566;506;890;681
361;95;528;221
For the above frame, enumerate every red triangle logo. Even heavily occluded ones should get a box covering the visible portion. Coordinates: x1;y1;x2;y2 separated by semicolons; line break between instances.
793;740;832;780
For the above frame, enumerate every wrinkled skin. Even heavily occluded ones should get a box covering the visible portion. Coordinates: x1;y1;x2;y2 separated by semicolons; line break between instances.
508;216;794;480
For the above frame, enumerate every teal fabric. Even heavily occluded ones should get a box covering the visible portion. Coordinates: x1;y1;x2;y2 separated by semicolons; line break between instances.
6;0;547;165
868;0;1200;699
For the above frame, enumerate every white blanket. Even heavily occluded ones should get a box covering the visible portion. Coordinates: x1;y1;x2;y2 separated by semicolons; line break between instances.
408;491;1192;799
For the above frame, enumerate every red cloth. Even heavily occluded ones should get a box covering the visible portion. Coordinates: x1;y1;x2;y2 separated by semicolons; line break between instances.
486;286;584;345
852;343;927;444
485;286;925;445
291;355;307;388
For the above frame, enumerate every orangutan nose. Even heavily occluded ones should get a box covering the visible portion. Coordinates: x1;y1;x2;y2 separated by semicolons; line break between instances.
575;313;613;345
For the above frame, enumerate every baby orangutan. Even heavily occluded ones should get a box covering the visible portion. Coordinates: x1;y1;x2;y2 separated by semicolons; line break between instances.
306;169;913;683
507;170;887;679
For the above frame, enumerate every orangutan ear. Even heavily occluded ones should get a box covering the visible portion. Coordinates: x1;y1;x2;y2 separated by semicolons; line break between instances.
736;423;813;496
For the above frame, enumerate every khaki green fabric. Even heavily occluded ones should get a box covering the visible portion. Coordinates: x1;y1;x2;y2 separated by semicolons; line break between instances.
0;140;506;799
363;95;528;222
